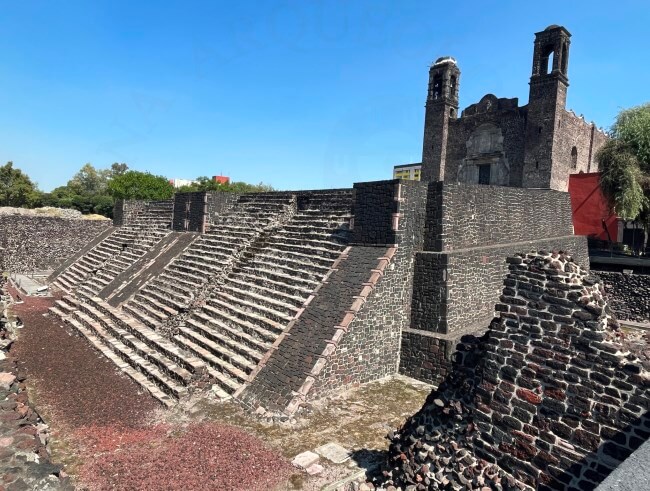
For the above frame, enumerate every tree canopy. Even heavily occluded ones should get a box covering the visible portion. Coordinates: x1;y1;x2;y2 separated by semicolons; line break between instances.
108;170;174;200
176;177;274;194
0;160;274;218
0;162;40;207
598;103;650;227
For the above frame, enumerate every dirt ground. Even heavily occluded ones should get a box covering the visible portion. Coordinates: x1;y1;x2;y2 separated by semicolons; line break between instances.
6;284;432;490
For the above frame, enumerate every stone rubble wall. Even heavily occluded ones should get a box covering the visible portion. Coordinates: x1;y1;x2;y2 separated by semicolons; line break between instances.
0;215;111;273
380;252;649;491
595;270;650;323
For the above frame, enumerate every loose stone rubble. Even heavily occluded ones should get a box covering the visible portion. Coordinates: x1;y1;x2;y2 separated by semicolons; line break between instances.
0;284;71;490
374;252;649;491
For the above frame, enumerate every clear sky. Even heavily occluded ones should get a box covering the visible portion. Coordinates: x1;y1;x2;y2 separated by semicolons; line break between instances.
1;0;648;192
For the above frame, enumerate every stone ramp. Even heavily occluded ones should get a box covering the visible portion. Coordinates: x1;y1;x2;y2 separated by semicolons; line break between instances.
238;245;395;415
103;232;199;306
47;226;116;282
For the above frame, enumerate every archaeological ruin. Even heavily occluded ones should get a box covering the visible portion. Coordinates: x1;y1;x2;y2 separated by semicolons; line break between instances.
1;24;647;489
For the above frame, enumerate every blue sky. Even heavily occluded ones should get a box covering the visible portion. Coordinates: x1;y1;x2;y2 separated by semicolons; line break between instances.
1;1;648;192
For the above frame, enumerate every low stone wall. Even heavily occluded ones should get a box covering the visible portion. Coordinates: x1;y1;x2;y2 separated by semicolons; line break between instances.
0;215;111;273
596;270;650;322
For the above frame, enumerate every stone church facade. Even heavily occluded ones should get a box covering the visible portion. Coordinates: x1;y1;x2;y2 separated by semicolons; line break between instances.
421;25;608;191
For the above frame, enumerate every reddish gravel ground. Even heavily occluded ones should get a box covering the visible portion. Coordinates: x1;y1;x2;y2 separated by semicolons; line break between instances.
7;285;294;491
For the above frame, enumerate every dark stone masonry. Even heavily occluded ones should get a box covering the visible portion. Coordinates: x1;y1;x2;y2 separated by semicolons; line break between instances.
0;214;111;273
2;22;644;489
379;252;649;491
595;271;650;322
420;26;607;192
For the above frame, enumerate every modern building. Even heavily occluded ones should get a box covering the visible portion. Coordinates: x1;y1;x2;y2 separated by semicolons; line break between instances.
393;163;421;181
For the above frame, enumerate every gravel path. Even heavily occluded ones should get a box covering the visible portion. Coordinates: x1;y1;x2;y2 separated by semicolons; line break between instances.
7;285;294;490
9;287;159;428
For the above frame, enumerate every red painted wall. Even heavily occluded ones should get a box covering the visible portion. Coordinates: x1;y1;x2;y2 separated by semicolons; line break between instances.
568;172;618;241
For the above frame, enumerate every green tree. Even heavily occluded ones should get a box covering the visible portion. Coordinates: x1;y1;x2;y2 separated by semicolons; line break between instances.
176;176;274;194
67;163;107;195
0;162;40;207
108;170;174;200
598;103;650;228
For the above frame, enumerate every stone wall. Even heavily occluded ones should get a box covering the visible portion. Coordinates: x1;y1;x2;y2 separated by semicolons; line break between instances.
112;199;147;226
312;181;428;397
0;216;111;273
596;270;650;322
424;183;575;252
351;180;400;246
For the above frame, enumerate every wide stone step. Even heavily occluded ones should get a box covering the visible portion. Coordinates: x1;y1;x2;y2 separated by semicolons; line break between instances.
255;246;337;265
162;268;206;286
248;256;329;280
75;308;193;384
174;327;253;378
226;276;308;306
70;313;188;400
169;260;219;277
133;293;179;318
54;299;77;315
236;265;319;289
122;304;161;329
269;236;347;250
91;299;204;374
213;290;294;325
219;283;300;315
176;255;226;270
185;316;268;360
200;303;279;343
141;284;190;310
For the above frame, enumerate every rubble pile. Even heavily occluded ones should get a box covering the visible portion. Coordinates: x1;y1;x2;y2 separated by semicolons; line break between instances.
0;285;71;490
0;211;110;273
377;252;649;491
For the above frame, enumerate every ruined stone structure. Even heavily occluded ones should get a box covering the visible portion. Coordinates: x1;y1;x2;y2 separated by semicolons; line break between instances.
379;253;649;491
1;23;644;487
0;213;112;274
420;25;608;191
596;271;650;323
42;178;587;412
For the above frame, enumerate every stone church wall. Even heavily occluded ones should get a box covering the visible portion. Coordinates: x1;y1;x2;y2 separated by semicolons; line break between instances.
445;99;527;187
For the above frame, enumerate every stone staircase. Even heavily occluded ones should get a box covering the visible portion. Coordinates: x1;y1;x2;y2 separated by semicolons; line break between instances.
122;194;295;330
49;191;356;405
52;202;173;295
175;191;353;398
49;293;206;406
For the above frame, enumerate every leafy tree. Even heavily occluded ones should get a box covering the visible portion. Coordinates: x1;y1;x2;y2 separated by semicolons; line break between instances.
67;163;108;195
598;103;650;230
108;170;174;200
0;162;40;207
109;162;129;178
176;176;274;194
